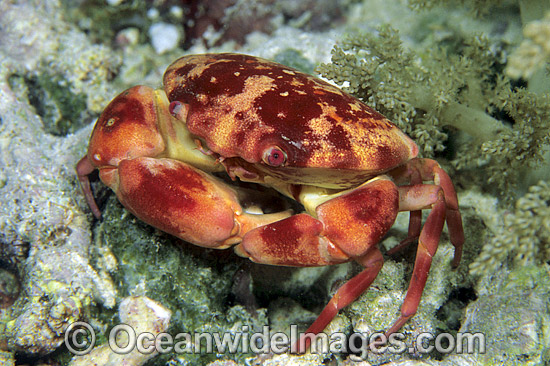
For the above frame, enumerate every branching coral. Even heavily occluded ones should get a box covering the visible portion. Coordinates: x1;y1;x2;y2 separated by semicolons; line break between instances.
317;25;550;195
475;86;550;192
408;0;550;93
470;180;550;275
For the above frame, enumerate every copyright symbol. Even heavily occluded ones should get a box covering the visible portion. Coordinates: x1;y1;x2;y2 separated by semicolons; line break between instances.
65;321;96;355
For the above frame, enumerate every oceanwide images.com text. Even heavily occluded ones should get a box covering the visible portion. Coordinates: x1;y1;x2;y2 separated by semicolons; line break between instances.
65;322;485;357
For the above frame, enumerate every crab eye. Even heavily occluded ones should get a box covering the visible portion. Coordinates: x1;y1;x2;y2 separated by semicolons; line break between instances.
169;101;183;116
168;101;189;121
263;147;287;167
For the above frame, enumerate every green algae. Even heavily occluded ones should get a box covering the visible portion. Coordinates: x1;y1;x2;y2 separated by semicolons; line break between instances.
274;48;316;74
61;0;150;45
8;73;89;136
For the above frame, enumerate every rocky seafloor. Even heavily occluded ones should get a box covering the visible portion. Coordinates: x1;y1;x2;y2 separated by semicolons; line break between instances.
0;0;549;365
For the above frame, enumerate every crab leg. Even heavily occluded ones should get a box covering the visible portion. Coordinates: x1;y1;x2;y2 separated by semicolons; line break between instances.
389;158;464;267
235;178;400;352
386;166;422;255
296;247;384;352
384;184;446;338
298;183;449;352
299;183;447;350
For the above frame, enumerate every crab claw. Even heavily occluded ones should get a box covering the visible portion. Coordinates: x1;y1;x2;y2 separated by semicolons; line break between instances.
235;178;399;266
76;156;102;219
76;85;167;217
87;86;167;169
109;157;241;247
105;156;291;247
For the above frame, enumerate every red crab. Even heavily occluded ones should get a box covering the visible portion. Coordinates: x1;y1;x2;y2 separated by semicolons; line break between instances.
77;53;464;352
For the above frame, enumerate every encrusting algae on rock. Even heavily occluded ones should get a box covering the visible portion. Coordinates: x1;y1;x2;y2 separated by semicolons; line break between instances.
0;0;117;357
68;296;171;366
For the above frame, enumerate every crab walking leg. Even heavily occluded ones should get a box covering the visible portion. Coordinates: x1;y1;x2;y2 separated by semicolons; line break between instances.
417;160;464;267
235;178;400;352
389;158;464;267
387;166;422;255
384;184;446;337
99;156;291;248
296;248;384;353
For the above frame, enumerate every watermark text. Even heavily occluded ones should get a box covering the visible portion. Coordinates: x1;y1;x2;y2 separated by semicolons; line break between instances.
64;322;485;357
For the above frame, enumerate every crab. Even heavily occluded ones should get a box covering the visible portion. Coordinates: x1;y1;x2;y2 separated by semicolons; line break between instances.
76;53;464;352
